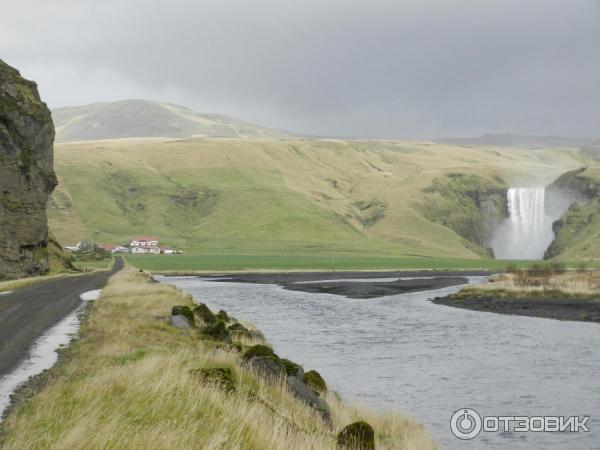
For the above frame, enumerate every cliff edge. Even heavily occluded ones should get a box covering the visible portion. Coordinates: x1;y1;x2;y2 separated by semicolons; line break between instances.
0;59;57;279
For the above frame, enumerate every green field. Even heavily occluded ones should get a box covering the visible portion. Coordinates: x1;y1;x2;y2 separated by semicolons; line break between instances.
125;252;540;272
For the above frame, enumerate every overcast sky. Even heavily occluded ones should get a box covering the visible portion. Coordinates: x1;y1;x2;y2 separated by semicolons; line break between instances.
1;0;599;139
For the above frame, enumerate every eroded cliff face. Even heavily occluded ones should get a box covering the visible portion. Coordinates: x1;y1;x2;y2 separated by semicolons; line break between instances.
0;59;57;279
544;167;600;259
420;173;508;257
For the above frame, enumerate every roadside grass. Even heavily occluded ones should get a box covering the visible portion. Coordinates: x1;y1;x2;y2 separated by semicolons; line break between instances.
0;268;438;449
125;253;540;272
0;270;103;293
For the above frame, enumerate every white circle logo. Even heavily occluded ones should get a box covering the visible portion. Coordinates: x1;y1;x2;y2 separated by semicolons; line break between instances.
450;408;482;440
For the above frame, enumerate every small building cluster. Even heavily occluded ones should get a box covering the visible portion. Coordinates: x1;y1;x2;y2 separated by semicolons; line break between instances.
67;236;181;255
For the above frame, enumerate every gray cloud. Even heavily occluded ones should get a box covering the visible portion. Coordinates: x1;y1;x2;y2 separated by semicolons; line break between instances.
1;0;599;138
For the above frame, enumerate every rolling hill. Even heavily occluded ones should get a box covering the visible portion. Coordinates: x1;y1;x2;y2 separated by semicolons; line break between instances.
439;133;600;150
47;137;583;263
52;99;289;142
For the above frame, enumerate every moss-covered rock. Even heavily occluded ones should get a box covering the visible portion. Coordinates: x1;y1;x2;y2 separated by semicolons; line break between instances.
193;367;236;393
303;370;327;394
194;303;216;324
287;376;331;423
171;305;195;325
281;358;304;378
228;322;248;332
170;315;191;329
244;356;286;380
337;421;375;450
216;310;230;322
199;320;232;343
241;344;275;361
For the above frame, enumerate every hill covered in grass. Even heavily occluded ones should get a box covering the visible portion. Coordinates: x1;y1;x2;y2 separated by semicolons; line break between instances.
439;133;600;150
48;138;581;264
545;167;600;259
52;99;289;142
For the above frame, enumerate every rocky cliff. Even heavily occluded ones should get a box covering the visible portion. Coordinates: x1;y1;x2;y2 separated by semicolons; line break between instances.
544;167;600;259
0;59;57;279
420;173;508;257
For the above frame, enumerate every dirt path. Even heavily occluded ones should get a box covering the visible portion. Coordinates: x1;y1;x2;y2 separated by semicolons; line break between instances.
0;258;123;376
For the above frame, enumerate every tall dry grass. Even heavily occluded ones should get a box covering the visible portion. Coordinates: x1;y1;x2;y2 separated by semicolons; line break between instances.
466;269;600;297
0;268;437;449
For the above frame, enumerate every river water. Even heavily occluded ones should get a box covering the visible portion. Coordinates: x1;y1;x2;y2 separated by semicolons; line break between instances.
157;276;599;450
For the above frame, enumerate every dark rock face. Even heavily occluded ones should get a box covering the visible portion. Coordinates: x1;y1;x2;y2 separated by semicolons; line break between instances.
0;59;57;279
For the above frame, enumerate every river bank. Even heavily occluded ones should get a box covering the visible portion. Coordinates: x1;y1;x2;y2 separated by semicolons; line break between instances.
0;267;437;449
433;290;600;323
184;270;490;299
433;270;600;323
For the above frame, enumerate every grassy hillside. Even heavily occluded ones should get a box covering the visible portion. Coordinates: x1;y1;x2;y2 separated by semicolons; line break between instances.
48;138;581;267
0;268;437;449
545;167;600;259
52;100;288;142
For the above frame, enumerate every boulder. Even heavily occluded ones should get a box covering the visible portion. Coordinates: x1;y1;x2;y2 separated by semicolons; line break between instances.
241;344;275;360
0;59;57;279
228;322;251;339
216;309;230;322
171;305;195;325
287;376;331;423
303;370;327;394
227;322;249;332
281;358;304;378
199;320;232;343
170;315;191;329
194;303;216;324
337;421;375;450
244;356;286;380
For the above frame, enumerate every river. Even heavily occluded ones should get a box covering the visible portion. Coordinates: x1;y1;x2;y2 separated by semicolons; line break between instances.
157;275;599;450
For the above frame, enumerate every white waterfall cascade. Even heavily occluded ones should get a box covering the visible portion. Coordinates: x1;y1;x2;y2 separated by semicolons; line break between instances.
491;187;556;260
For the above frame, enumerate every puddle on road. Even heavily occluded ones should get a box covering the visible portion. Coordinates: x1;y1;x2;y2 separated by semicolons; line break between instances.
0;289;102;419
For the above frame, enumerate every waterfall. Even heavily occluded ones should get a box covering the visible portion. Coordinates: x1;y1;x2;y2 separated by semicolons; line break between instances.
491;187;555;260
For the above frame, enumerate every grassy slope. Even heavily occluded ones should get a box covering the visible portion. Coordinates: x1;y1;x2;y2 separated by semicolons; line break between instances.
52;99;288;142
546;167;600;259
48;138;580;269
0;268;437;449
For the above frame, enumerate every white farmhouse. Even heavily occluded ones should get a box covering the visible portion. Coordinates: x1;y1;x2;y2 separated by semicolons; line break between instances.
130;236;161;254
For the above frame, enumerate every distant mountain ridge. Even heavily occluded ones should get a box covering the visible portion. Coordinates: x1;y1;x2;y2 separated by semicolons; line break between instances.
439;133;600;150
52;99;289;142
